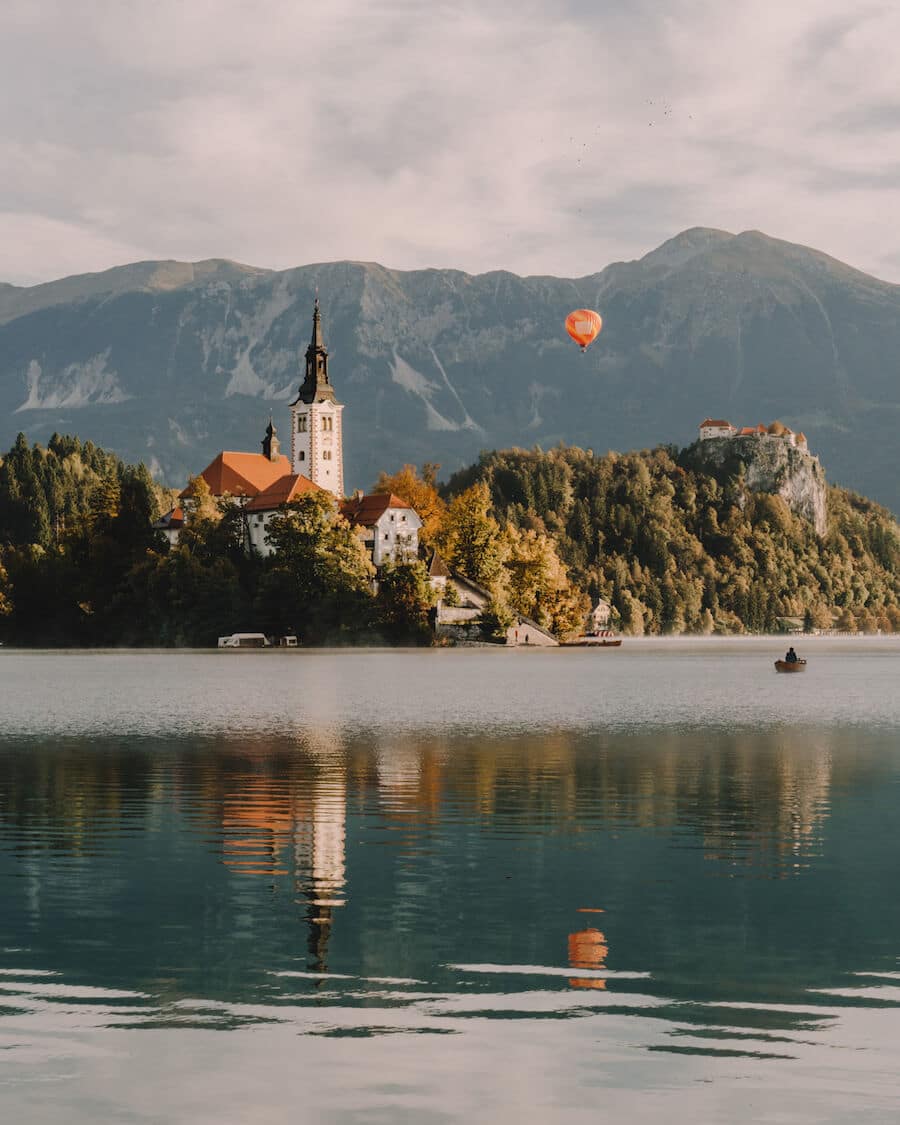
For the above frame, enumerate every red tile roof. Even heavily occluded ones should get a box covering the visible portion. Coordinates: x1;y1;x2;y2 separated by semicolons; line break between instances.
245;473;325;511
179;451;292;499
700;418;732;428
152;506;185;530
340;492;415;527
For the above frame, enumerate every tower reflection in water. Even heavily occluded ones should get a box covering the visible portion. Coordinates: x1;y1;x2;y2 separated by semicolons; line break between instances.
211;727;838;978
221;729;347;971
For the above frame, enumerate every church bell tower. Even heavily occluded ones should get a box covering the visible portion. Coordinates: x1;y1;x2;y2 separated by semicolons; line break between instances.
290;298;344;497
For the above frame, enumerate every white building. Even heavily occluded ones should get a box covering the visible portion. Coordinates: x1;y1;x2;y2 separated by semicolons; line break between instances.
244;473;327;557
589;598;613;631
169;300;433;582
699;418;736;440
151;505;185;546
290;298;344;498
340;492;422;568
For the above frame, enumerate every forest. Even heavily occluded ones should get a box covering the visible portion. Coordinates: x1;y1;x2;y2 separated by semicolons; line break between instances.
441;444;900;635
1;433;898;646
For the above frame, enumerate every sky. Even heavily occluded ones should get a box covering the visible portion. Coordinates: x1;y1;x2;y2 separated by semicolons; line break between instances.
3;0;900;286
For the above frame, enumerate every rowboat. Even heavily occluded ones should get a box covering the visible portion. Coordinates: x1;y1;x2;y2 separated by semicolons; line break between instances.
774;659;806;672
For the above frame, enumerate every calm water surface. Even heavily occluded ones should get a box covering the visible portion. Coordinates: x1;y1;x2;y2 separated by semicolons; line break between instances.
0;639;898;1123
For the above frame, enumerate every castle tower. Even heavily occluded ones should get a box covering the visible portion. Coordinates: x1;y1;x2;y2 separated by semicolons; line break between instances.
290;298;344;497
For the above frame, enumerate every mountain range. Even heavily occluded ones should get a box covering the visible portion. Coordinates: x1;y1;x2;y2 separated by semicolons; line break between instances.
2;227;899;514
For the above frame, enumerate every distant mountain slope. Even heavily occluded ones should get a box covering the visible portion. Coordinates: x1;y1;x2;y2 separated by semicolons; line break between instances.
1;229;899;512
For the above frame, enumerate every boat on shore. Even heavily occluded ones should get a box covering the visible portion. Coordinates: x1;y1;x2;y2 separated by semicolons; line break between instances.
566;631;623;648
774;658;806;672
218;633;270;649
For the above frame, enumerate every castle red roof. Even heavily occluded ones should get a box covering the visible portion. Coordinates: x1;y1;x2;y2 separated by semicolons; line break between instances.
245;473;324;512
700;418;732;428
179;451;291;499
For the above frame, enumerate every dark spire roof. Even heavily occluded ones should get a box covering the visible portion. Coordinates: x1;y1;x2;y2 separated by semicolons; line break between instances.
261;414;280;460
311;296;324;350
293;297;338;405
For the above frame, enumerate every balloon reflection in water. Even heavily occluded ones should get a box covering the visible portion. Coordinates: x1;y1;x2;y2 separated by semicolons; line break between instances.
568;908;608;990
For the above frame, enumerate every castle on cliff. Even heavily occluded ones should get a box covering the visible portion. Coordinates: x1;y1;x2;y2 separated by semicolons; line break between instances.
699;418;811;454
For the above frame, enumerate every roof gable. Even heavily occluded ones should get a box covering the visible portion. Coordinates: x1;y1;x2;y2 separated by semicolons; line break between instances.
245;473;324;511
180;451;292;498
340;492;419;527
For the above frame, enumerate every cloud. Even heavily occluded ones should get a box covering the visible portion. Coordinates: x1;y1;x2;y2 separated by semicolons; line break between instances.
2;0;900;284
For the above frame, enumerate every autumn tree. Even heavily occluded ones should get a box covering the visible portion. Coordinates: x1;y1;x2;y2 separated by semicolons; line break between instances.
502;525;588;637
373;463;446;544
437;482;506;591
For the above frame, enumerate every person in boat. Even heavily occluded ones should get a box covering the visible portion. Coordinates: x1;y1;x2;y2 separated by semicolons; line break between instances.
785;646;799;663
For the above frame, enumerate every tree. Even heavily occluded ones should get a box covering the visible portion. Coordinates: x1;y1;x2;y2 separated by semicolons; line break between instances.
259;493;375;642
479;597;515;643
502;524;587;637
376;560;436;642
437;482;506;591
0;554;12;621
184;475;219;522
373;464;446;543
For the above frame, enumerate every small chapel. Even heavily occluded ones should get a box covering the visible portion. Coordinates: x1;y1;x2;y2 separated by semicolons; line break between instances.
154;300;422;567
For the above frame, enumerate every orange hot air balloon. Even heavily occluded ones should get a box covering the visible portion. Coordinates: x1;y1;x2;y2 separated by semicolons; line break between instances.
565;309;603;352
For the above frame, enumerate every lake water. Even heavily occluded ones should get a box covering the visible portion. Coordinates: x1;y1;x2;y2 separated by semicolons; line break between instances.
1;639;898;1123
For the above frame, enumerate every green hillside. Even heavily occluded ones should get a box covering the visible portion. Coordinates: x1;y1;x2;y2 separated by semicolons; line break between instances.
444;444;900;635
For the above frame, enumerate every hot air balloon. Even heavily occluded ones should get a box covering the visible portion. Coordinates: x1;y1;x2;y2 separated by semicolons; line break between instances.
565;309;603;352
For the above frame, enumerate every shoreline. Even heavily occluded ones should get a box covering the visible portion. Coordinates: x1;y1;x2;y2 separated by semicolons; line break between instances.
1;634;899;657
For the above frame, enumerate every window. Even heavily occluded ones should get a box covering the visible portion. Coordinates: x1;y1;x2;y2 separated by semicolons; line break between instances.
297;416;307;433
389;514;395;522
384;533;389;540
298;450;305;461
323;450;331;461
401;515;406;522
321;416;333;432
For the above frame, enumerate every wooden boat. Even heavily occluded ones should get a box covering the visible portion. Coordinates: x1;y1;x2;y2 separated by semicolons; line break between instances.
774;659;806;672
567;631;623;648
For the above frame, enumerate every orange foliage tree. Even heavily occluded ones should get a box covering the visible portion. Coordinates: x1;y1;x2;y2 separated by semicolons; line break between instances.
372;463;446;544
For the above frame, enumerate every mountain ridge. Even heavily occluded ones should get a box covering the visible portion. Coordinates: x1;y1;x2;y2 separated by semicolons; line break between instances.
2;228;898;514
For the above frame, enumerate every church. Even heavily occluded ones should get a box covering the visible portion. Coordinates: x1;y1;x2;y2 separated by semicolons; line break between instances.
154;300;422;566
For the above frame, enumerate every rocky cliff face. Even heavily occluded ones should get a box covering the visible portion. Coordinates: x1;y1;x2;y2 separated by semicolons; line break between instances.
691;435;828;536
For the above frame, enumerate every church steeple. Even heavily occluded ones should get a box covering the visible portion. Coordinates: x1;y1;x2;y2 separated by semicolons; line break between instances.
294;297;336;405
289;297;345;497
261;416;280;461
